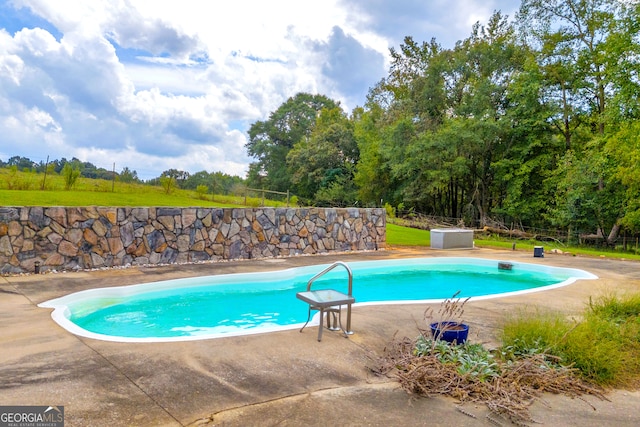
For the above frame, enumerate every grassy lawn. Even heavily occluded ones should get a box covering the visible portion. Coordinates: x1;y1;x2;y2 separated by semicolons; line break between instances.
474;235;640;260
0;189;247;208
386;223;431;246
386;223;640;261
0;169;290;208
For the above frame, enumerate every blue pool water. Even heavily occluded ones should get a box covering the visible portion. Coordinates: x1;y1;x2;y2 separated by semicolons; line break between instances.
39;257;597;342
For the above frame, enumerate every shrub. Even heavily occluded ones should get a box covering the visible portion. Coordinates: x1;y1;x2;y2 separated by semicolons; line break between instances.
561;316;628;384
588;293;640;323
159;175;176;194
500;296;640;387
62;163;81;190
384;202;395;218
196;184;209;200
5;165;18;189
245;197;261;207
500;308;570;358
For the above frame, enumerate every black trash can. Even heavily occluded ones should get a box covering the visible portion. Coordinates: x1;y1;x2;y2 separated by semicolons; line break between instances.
533;246;544;258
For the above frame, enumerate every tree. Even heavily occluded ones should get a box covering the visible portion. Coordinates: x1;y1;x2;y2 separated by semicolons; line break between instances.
442;13;526;223
353;105;396;206
159;169;190;187
518;0;639;241
518;0;624;140
182;170;212;190
119;167;139;183
245;93;340;192
376;12;539;223
7;156;36;170
604;121;640;233
159;175;176;194
315;174;358;207
491;53;561;227
180;170;244;196
50;159;65;174
286;107;358;204
548;147;625;245
602;2;640;122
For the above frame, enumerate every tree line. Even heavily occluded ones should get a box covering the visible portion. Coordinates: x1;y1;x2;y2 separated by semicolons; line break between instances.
245;0;640;245
2;156;121;181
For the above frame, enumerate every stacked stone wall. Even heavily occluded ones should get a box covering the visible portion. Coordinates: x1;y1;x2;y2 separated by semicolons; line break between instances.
0;207;386;274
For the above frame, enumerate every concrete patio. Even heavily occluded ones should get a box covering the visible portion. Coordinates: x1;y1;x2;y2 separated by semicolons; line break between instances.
2;246;640;426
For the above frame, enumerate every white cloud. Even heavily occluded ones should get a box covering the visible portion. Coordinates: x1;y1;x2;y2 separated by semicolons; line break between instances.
1;0;519;180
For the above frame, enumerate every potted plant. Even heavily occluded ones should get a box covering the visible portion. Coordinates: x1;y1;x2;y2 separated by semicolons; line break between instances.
426;291;470;344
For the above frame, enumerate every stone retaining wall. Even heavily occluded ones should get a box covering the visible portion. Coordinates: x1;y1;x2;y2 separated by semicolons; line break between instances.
0;207;386;274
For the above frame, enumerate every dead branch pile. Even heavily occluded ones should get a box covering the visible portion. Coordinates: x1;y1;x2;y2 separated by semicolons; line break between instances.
479;226;534;239
370;335;608;426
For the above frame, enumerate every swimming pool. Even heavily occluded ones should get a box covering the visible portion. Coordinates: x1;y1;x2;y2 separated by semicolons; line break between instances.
39;257;597;342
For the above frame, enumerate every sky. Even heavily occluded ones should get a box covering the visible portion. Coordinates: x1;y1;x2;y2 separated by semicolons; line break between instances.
0;0;519;181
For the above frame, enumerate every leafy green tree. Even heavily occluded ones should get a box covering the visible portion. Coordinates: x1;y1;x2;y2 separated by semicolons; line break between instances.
50;159;65;174
491;53;561;227
384;12;536;223
7;156;36;170
518;0;622;138
601;2;640;122
182;170;212;190
160;169;190;188
548;147;626;245
159;175;176;194
246;93;340;192
380;117;419;208
604;121;640;233
519;0;639;241
442;13;525;222
315;174;358;207
180;170;244;196
353;105;395;206
286;107;358;204
119;167;139;183
212;171;244;195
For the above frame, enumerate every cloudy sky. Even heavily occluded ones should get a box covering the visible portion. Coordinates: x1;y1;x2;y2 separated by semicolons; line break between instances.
0;0;518;180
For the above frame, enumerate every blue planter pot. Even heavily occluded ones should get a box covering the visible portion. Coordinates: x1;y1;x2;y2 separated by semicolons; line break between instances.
430;321;469;344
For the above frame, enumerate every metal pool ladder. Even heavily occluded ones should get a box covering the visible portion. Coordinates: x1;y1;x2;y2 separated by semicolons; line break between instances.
296;261;355;341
